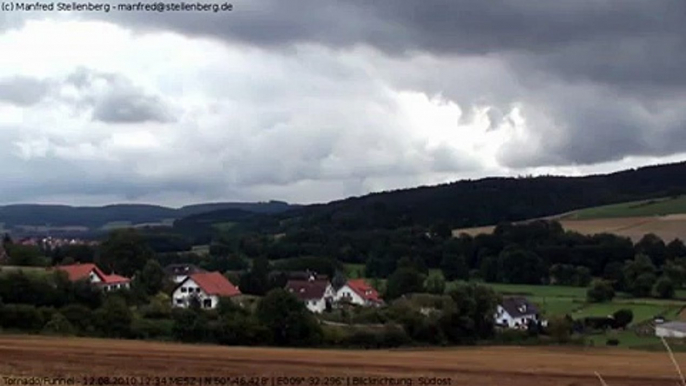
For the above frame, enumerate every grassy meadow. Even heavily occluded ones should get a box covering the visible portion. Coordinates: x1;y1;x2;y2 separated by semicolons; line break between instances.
566;196;686;220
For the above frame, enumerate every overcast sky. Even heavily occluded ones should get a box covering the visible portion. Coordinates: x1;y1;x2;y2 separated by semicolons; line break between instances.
1;1;686;207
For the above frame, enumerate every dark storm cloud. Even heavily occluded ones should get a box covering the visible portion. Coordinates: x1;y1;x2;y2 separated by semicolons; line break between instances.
0;76;50;106
62;68;175;124
94;0;686;168
92;90;173;124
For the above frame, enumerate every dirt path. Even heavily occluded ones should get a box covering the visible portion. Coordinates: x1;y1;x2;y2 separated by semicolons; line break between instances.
1;335;685;386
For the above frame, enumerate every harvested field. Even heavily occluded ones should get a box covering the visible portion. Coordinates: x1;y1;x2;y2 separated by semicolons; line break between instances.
453;216;686;242
2;336;686;385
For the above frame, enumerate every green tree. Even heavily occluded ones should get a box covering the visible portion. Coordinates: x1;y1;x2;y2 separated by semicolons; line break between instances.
654;276;675;299
612;309;633;329
98;229;154;277
663;259;686;288
42;312;75;336
385;267;426;300
424;272;446;295
135;259;166;296
238;256;270;295
635;234;667;267
479;255;499;282
547;316;572;343
497;248;543;284
93;296;132;338
586;279;615;303
603;261;627;291
440;252;469;281
574;266;592;287
624;254;657;297
667;238;686;260
256;289;322;346
6;245;48;267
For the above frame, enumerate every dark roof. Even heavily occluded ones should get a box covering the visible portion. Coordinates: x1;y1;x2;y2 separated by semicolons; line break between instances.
285;279;331;300
500;297;538;317
164;264;206;276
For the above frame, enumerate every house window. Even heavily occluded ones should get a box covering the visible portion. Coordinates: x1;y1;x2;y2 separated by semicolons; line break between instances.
176;299;183;305
195;288;201;293
203;299;212;308
181;288;187;293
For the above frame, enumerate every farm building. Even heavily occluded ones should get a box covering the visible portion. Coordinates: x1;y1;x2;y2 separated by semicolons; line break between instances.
164;263;206;283
335;279;383;307
495;296;541;329
285;276;335;313
53;263;131;292
172;271;241;309
655;321;686;338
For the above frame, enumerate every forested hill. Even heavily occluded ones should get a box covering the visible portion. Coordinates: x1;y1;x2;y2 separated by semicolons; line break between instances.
0;201;295;230
232;161;686;233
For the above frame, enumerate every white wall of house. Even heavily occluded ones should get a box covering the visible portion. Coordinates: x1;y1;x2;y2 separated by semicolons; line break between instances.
102;282;130;292
171;275;188;284
172;278;219;309
301;284;335;313
335;285;366;306
656;326;686;338
304;297;327;313
88;271;102;283
494;305;538;328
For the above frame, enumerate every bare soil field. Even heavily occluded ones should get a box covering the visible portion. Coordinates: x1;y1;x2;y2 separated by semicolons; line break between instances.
453;216;686;242
2;335;686;386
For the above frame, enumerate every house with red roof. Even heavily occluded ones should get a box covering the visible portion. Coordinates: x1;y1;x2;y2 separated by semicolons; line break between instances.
335;279;383;307
172;271;241;309
53;263;131;292
285;276;335;313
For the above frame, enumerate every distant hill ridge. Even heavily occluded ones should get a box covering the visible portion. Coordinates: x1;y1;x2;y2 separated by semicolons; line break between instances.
0;200;296;231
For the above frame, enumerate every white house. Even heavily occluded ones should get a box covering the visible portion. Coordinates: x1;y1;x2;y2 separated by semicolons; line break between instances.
164;263;206;284
172;271;241;309
655;321;686;338
335;279;383;307
495;297;540;329
54;263;131;292
285;277;335;313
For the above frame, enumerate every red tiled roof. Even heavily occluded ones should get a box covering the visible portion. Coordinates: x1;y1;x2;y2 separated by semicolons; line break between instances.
54;263;130;285
346;279;382;303
285;279;331;300
102;274;130;284
55;263;104;282
188;272;241;297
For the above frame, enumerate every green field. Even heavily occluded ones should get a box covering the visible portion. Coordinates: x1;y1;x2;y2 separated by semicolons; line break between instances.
212;222;237;232
567;196;686;220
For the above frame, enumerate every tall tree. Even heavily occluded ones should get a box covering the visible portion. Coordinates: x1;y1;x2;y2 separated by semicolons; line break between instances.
635;234;667;267
667;239;686;260
440;252;469;281
256;289;322;346
385;267;426;300
98;229;154;277
239;256;271;295
135;259;166;296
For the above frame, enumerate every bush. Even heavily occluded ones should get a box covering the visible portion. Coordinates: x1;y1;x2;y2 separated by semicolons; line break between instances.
606;338;620;346
0;304;44;331
378;325;411;348
655;277;675;299
495;329;531;344
612;309;633;329
60;304;94;333
587;280;615;303
42;313;76;336
130;317;173;340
